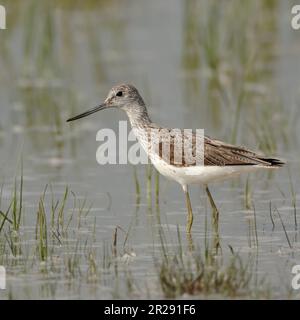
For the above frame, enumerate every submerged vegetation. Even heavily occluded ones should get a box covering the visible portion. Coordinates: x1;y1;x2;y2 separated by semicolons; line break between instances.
0;186;258;299
158;247;269;299
0;173;295;299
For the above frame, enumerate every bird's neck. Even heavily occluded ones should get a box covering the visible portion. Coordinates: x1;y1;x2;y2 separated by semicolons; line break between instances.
125;104;152;129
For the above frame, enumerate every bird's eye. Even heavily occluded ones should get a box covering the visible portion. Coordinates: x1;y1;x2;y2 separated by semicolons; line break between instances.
116;91;123;97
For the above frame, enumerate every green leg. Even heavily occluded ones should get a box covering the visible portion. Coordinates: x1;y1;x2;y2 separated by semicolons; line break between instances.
205;185;221;253
205;185;219;226
183;185;193;234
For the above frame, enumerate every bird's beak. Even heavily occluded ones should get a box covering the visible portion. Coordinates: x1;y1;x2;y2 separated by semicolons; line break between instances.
66;103;107;122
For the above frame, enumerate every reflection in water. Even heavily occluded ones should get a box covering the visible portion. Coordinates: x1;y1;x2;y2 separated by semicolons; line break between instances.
205;186;221;253
186;232;195;252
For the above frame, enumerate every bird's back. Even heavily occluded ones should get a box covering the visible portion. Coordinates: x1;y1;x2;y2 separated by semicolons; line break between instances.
132;123;285;168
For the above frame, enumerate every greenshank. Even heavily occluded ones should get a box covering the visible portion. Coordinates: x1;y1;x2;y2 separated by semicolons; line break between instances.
67;84;285;233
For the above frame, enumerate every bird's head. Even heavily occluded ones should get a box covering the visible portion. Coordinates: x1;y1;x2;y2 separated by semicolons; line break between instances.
67;84;146;122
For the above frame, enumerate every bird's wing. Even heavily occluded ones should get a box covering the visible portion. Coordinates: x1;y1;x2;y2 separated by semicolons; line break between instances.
148;126;284;167
203;136;284;167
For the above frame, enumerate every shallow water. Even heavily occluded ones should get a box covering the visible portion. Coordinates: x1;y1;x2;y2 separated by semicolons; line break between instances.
0;0;300;299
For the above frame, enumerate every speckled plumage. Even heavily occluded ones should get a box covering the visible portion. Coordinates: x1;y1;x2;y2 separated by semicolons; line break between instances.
116;85;284;168
67;83;285;233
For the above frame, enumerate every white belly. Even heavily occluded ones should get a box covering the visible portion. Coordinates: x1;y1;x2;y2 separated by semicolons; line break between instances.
151;157;266;186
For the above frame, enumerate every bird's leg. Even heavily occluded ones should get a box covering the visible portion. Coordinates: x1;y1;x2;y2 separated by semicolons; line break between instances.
183;185;193;234
205;185;219;226
205;185;221;252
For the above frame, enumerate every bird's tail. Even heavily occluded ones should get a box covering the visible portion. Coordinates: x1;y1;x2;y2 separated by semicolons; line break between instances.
258;157;286;167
